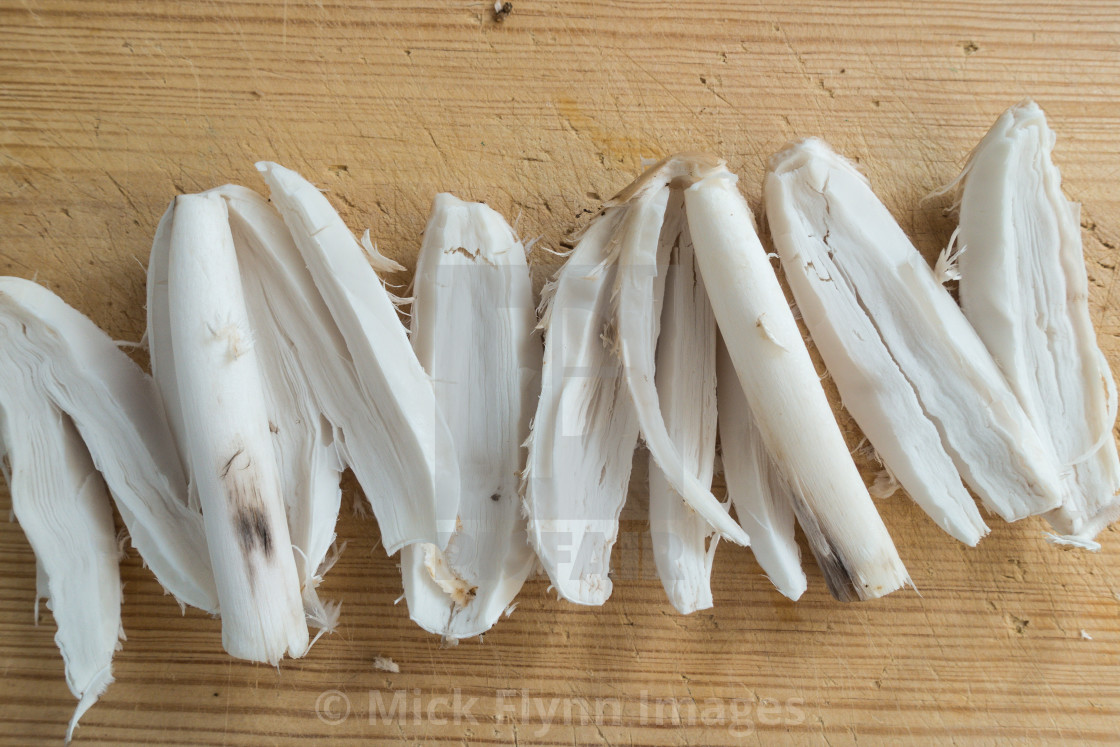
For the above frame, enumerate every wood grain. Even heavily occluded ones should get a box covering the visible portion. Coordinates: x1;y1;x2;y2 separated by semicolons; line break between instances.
2;1;1120;743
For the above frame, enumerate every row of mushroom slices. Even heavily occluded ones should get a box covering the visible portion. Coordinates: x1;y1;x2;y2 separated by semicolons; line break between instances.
0;100;1115;740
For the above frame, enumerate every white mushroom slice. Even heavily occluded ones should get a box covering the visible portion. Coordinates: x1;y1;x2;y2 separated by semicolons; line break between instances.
0;278;218;737
150;187;348;633
648;192;723;615
523;206;639;605
162;193;308;663
0;404;119;743
763;143;989;545
401;194;540;638
951;101;1120;545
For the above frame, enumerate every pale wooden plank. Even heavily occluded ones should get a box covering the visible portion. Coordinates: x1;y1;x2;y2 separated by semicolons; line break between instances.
1;1;1119;743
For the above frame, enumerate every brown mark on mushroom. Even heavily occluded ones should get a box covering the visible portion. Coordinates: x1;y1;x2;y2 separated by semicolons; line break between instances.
235;499;273;560
787;486;859;602
447;246;480;261
220;447;245;478
446;245;494;265
220;446;275;590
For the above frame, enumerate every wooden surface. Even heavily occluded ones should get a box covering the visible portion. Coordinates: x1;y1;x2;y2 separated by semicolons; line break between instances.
2;1;1120;743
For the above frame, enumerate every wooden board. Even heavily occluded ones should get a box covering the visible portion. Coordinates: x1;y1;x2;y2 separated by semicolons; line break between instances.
2;1;1120;743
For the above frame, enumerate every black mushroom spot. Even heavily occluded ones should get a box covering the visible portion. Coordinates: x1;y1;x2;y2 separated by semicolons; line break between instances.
236;503;273;559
